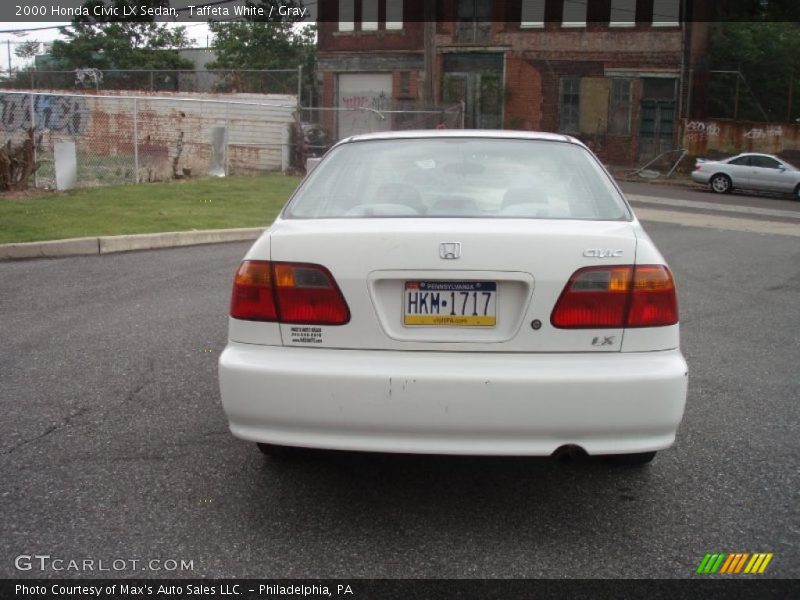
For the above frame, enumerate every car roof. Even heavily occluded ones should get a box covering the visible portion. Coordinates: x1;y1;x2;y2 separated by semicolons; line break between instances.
341;129;577;144
731;152;782;160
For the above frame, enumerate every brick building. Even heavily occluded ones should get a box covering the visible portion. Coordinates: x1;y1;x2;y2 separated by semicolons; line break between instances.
316;0;710;165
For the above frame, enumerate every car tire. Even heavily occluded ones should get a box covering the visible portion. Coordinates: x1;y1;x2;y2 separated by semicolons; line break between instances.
709;174;732;194
606;451;657;466
256;442;304;459
794;184;800;201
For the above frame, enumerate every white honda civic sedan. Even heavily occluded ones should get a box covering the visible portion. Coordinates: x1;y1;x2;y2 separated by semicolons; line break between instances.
219;130;688;465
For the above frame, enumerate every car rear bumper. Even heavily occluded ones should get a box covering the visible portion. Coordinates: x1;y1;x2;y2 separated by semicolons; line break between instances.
219;343;688;456
690;171;710;184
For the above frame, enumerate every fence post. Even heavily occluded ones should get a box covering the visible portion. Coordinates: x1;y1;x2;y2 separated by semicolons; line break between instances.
297;65;303;105
225;102;230;176
133;98;140;184
29;93;38;189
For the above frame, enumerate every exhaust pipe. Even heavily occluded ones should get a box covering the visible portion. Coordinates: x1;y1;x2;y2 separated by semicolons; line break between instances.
551;445;588;464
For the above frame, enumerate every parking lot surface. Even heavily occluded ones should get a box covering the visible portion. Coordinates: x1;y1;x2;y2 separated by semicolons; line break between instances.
1;210;798;578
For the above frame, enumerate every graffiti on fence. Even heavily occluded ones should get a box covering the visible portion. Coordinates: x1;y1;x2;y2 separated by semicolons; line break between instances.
743;126;783;140
0;94;89;134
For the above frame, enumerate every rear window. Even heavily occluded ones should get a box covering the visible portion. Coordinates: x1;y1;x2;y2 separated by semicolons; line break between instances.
285;138;630;220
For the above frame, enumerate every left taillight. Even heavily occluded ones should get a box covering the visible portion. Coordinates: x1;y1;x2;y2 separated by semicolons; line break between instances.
230;260;277;321
230;260;350;325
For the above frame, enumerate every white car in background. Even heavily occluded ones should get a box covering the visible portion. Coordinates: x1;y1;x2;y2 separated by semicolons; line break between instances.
691;152;800;198
219;131;688;466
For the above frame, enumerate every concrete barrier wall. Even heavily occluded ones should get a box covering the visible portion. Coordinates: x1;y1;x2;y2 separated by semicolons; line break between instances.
0;90;297;186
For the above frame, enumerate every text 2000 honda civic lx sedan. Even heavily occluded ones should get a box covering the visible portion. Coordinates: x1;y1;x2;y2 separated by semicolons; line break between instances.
219;131;688;465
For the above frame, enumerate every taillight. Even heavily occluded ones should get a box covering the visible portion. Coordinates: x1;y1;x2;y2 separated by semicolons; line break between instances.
551;265;678;329
627;265;679;327
230;260;350;325
230;260;277;321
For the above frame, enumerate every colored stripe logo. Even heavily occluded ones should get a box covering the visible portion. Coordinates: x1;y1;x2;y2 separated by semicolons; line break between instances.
696;552;773;574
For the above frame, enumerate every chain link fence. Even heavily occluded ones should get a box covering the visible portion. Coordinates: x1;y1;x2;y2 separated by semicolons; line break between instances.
296;102;464;164
0;90;297;190
0;89;465;191
1;68;303;96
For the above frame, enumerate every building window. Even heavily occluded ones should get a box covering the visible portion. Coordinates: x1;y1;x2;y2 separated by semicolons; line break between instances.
386;0;403;30
456;0;492;43
338;0;354;31
521;0;545;28
609;79;632;134
362;0;378;30
652;0;679;26
562;0;587;28
559;77;580;132
399;71;410;96
609;0;636;27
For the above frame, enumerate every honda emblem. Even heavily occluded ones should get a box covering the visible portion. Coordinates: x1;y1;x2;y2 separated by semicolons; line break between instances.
439;242;461;259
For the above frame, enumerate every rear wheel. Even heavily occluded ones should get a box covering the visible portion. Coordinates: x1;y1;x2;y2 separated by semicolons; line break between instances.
606;451;657;466
710;173;732;194
794;184;800;200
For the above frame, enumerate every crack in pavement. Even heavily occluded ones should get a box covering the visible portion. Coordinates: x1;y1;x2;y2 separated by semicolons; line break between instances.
1;406;90;456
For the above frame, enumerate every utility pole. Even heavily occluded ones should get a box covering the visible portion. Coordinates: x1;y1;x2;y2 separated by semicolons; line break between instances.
6;40;11;74
733;70;740;120
788;71;794;123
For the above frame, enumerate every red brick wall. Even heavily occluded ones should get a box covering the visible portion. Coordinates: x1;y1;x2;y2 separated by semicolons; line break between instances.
504;56;542;130
317;21;424;52
321;71;336;134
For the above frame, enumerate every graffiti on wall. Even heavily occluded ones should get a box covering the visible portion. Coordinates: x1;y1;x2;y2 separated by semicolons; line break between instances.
685;121;721;142
340;91;390;112
0;94;89;134
743;126;783;140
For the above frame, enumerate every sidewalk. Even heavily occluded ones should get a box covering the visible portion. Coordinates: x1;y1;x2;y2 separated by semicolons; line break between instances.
0;228;265;260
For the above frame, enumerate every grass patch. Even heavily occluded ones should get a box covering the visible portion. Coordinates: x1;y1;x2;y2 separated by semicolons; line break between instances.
0;174;302;244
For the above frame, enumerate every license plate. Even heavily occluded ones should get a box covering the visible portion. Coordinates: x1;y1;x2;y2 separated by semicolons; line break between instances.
403;281;497;327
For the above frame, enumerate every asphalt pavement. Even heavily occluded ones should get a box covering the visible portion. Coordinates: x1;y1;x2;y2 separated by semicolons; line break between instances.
0;197;798;579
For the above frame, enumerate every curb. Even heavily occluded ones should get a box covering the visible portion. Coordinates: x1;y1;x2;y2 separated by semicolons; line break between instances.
0;227;265;261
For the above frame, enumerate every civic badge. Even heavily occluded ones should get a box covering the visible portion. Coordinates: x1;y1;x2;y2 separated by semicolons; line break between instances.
439;242;461;259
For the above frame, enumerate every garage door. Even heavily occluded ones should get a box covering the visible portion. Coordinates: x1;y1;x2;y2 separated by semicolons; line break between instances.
337;73;392;140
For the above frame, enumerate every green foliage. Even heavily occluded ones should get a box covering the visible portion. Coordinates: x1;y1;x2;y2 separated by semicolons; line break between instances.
208;21;315;71
14;41;41;60
707;22;800;121
49;1;193;71
207;1;316;100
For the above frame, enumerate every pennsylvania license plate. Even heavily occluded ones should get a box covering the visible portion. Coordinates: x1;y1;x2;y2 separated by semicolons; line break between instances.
403;281;497;327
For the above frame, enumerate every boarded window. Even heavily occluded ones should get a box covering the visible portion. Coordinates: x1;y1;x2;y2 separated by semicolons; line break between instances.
559;77;580;133
609;79;632;134
562;0;587;27
609;0;636;26
521;0;545;27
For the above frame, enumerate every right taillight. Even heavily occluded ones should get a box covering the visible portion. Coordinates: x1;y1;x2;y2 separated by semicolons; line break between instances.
230;260;350;325
551;265;678;329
